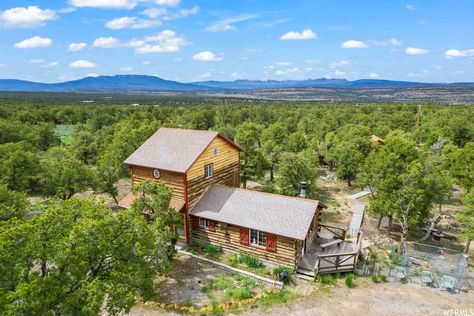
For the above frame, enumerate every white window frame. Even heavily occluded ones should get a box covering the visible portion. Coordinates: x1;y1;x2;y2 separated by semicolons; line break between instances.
199;218;209;228
204;163;213;179
249;229;266;247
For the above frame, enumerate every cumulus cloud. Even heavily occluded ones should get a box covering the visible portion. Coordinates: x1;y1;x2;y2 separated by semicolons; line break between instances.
406;4;415;11
206;14;258;32
155;0;180;6
14;36;52;49
330;60;350;68
192;51;224;62
445;49;474;59
275;61;292;66
0;6;56;28
120;67;134;72
369;38;402;46
280;29;317;40
29;59;45;64
341;40;368;48
142;8;168;18
68;42;87;52
369;72;379;79
70;59;97;68
405;47;430;55
274;67;300;76
106;16;162;29
41;61;59;68
69;0;137;9
136;30;188;53
93;37;122;48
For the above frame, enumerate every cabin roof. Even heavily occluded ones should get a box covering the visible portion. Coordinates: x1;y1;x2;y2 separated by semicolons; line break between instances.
124;128;242;173
189;185;321;240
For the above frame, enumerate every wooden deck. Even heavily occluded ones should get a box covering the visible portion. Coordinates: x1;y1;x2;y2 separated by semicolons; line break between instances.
297;224;362;278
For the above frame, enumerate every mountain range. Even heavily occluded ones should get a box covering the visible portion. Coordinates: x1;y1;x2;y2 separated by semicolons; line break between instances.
0;75;473;92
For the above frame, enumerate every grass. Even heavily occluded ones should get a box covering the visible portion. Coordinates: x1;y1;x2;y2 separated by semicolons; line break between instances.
257;289;298;309
203;244;222;258
345;273;355;288
185;246;200;255
273;266;294;284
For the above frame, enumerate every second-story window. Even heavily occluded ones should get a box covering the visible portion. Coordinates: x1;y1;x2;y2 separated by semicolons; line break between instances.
204;163;213;178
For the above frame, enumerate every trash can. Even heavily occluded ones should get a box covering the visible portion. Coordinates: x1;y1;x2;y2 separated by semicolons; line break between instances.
279;270;288;282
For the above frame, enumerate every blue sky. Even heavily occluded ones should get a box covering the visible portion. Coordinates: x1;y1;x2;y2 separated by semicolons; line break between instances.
0;0;473;83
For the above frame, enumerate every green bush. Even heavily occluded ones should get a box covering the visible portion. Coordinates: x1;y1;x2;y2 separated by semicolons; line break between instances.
345;273;355;288
203;244;222;257
316;274;335;285
239;253;262;268
273;266;294;284
229;253;239;267
380;274;388;282
371;275;380;283
186;246;200;255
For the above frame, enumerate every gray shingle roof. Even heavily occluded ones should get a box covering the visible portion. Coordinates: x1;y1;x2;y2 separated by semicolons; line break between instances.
124;128;241;173
190;185;320;240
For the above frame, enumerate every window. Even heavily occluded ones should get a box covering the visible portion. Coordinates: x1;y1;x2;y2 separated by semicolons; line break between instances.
213;148;219;156
249;229;266;247
204;163;213;178
199;218;209;228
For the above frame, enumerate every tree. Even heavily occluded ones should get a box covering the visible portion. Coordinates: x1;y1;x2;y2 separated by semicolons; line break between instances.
424;155;452;212
0;184;29;220
95;151;121;204
0;198;176;315
236;122;268;188
458;190;474;253
277;152;316;196
334;142;364;187
40;147;94;199
72;129;98;164
444;142;474;191
131;180;182;255
287;131;307;153
0;141;39;191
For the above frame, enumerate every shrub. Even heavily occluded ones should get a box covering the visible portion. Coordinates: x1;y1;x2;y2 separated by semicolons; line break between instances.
380;274;388;282
273;266;294;284
186;246;199;255
316;274;335;285
204;244;222;257
239;253;262;268
371;275;380;283
345;273;355;288
229;253;239;267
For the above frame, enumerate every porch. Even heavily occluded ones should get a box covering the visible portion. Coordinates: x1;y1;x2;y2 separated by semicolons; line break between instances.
297;223;362;278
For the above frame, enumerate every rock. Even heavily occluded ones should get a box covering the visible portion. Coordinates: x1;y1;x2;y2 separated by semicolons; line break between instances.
410;258;421;266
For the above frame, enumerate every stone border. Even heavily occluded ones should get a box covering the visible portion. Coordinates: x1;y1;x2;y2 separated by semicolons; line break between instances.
177;249;284;288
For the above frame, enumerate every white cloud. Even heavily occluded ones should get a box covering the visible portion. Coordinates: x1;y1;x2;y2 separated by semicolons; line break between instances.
106;16;162;29
369;38;402;46
93;37;122;48
274;68;300;76
280;28;317;40
325;70;346;78
330;60;350;68
275;61;291;66
120;67;134;72
198;72;212;79
163;6;200;20
0;6;56;28
407;70;430;78
14;36;52;49
406;4;415;11
41;61;58;68
68;42;87;52
87;72;99;77
341;40;368;48
136;30;188;53
29;59;45;64
141;61;152;66
369;72;379;79
389;38;402;46
405;47;430;55
192;51;224;62
142;8;168;18
69;0;137;9
155;0;180;6
445;49;474;59
231;72;246;79
206;14;258;32
70;59;97;68
305;59;321;64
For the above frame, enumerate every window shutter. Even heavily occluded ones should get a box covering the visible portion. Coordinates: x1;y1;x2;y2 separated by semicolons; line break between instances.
239;227;249;245
208;220;216;232
191;216;199;228
266;233;277;252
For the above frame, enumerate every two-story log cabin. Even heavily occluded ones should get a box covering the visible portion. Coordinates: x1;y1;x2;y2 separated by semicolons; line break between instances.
120;128;335;269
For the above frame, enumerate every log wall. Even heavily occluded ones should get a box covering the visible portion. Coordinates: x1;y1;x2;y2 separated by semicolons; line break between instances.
192;220;298;268
187;136;240;206
129;165;185;200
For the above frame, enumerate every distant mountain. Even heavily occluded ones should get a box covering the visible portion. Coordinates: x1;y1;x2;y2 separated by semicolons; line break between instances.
0;75;207;92
0;75;473;92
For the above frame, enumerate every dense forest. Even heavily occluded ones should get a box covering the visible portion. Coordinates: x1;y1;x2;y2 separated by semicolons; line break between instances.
1;94;473;314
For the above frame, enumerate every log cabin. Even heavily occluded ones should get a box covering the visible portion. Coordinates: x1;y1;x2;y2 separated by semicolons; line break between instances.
120;127;360;273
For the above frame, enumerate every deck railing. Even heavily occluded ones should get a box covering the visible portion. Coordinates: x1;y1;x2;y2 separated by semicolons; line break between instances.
318;223;347;240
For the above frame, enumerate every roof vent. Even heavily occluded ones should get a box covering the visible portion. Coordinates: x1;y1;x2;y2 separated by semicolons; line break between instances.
299;182;308;199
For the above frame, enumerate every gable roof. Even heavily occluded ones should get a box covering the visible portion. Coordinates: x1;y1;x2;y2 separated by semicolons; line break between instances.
124;128;242;173
189;185;322;240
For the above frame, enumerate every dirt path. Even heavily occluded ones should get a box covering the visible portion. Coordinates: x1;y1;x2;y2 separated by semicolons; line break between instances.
243;281;474;316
